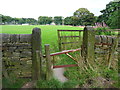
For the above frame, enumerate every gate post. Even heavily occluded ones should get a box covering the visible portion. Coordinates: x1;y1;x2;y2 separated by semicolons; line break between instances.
82;26;95;70
32;28;42;81
118;30;120;81
45;44;53;80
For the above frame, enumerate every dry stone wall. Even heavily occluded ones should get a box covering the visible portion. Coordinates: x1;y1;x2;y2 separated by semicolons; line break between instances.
2;34;32;77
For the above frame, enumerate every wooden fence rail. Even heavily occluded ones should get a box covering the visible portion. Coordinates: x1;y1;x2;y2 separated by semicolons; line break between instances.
43;48;81;57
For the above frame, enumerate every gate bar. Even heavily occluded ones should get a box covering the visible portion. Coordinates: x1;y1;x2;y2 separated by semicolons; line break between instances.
50;48;81;56
43;48;81;57
53;64;78;68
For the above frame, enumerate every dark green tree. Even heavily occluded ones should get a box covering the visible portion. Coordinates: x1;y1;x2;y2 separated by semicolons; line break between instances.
73;8;95;26
38;16;52;25
1;15;12;24
54;16;62;25
99;0;120;28
64;16;73;25
26;18;37;25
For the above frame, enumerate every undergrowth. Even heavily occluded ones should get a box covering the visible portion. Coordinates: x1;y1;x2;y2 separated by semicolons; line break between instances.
36;45;119;88
2;75;31;88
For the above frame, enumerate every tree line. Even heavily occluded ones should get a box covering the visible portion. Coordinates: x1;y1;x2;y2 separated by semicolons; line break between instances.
1;15;38;25
0;0;119;28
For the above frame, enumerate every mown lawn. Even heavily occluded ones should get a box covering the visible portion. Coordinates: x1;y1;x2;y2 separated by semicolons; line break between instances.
1;25;83;51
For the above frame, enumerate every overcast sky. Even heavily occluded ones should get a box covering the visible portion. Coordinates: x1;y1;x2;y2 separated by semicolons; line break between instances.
1;0;112;20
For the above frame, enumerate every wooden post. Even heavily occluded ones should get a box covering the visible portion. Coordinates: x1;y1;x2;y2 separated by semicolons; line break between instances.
108;32;119;68
58;30;62;51
45;44;53;80
32;28;42;81
82;26;95;70
118;30;120;80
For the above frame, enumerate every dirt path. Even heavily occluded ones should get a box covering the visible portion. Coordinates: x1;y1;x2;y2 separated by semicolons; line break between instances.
53;68;68;83
21;81;36;88
21;68;68;88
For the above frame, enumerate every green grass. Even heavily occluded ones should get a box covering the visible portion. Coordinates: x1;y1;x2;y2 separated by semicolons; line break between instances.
1;25;118;88
1;25;83;88
2;77;31;88
1;25;83;52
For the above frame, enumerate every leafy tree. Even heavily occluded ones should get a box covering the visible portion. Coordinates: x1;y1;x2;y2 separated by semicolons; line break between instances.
1;15;12;24
64;16;74;25
12;18;20;24
107;9;120;28
54;16;63;25
73;8;95;26
38;16;52;25
99;0;120;28
26;18;37;25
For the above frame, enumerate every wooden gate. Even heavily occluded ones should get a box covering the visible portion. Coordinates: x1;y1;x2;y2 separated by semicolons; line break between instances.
44;27;119;80
58;30;83;51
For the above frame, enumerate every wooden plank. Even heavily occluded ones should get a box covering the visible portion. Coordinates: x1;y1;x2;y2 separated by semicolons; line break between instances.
45;44;53;80
50;48;81;56
95;43;112;46
60;36;80;38
62;41;79;44
53;64;78;68
36;50;41;80
58;30;62;51
43;48;81;57
65;53;78;63
108;36;118;68
32;28;42;81
58;30;83;31
58;29;82;50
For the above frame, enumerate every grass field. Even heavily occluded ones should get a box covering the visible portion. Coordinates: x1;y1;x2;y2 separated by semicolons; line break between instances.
1;25;119;88
1;25;83;51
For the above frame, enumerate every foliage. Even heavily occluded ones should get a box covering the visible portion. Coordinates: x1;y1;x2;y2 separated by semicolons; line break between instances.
64;16;80;26
43;48;119;88
38;16;53;25
36;78;63;88
2;75;30;88
1;14;12;24
54;16;63;25
94;22;117;35
64;16;73;25
1;7;97;26
107;9;120;29
73;8;96;26
97;0;120;29
1;14;38;25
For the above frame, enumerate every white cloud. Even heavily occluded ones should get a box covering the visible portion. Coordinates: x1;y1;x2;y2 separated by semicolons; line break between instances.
0;0;112;19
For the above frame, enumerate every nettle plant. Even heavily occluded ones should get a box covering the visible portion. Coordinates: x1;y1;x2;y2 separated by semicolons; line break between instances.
94;22;113;35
